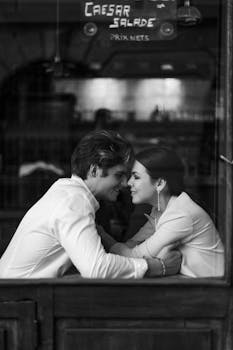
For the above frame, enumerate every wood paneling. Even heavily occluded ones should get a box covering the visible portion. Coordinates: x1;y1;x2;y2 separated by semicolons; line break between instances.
56;328;212;350
0;282;230;349
0;301;36;350
54;285;229;318
0;329;6;349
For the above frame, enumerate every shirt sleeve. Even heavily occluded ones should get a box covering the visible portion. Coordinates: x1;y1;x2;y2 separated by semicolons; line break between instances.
52;194;148;279
110;211;193;259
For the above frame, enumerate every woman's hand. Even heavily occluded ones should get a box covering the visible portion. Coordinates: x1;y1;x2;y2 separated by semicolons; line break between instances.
125;239;138;248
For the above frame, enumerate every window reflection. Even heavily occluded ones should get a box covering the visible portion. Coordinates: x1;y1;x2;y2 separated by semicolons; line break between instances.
55;78;213;121
0;0;227;279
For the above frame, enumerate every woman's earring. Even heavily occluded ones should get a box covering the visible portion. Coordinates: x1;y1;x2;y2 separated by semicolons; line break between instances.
157;189;161;212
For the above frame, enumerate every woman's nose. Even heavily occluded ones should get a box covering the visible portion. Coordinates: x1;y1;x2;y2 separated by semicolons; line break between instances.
127;177;132;187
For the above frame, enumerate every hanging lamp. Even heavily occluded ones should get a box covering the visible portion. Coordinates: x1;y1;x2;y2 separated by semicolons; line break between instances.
177;0;202;26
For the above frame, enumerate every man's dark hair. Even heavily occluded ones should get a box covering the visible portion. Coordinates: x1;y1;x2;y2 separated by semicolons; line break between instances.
71;130;134;179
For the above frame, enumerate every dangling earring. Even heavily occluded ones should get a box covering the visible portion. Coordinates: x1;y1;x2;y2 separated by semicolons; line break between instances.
157;189;161;212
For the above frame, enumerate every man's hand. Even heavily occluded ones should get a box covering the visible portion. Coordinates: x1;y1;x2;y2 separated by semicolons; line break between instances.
162;250;182;276
145;250;182;278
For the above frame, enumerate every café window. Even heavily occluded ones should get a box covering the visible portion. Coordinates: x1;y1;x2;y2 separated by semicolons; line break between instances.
0;0;231;281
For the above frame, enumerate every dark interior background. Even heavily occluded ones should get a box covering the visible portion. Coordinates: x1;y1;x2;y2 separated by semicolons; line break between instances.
0;0;223;253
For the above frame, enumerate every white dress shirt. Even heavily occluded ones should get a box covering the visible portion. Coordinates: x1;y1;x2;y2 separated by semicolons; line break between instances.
0;176;147;278
111;192;224;277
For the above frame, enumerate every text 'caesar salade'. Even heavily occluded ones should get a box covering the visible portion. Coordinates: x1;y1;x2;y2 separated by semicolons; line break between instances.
85;3;157;28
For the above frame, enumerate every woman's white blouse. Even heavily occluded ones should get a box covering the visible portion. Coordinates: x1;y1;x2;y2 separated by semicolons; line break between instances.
111;192;225;277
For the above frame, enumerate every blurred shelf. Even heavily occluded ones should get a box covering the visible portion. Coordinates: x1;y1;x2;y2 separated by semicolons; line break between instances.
1;120;216;140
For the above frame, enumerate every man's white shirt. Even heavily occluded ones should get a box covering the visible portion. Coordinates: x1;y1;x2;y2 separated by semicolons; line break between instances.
0;176;147;278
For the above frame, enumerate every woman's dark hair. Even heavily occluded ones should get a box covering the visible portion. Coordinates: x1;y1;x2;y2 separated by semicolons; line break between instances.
135;146;185;196
71;130;134;179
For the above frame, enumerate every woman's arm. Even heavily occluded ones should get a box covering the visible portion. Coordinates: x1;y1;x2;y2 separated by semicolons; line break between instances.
97;217;154;251
96;224;183;277
110;212;193;258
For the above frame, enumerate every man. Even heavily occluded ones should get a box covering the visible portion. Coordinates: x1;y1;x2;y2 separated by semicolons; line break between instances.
0;130;181;278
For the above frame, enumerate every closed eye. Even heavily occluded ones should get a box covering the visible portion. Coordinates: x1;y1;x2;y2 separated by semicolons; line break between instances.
131;172;140;180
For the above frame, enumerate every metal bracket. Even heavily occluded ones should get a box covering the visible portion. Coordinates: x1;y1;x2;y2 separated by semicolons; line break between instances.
220;155;233;165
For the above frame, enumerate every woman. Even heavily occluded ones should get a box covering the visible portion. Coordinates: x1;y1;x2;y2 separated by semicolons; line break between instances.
101;146;224;278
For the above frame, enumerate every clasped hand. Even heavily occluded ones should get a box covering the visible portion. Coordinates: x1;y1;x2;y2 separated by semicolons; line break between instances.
146;250;182;277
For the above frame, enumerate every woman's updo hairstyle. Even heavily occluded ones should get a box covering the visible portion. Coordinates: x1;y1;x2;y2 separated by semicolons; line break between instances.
135;146;185;196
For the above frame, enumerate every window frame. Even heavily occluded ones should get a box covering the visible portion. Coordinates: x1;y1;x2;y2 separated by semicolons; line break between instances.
0;0;232;287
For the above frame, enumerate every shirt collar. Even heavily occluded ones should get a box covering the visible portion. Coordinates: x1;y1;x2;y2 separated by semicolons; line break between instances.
71;174;100;212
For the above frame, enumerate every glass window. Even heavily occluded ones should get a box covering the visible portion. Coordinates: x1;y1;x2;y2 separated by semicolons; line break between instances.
0;0;231;282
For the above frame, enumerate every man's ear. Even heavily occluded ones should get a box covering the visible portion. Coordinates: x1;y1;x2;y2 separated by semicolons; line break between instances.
89;164;97;177
89;164;102;178
155;178;167;192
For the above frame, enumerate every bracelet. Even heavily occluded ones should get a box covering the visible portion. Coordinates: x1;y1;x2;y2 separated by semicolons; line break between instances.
144;256;166;277
154;257;166;276
159;258;166;276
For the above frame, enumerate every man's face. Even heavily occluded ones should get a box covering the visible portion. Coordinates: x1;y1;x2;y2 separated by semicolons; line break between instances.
95;164;128;201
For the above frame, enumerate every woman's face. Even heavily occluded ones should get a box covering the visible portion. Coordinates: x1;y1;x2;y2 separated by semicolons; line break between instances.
128;160;156;205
